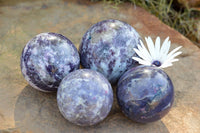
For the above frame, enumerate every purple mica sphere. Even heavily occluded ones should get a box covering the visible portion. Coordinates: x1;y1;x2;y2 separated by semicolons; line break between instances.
79;19;141;84
20;33;80;92
117;66;174;123
57;69;113;126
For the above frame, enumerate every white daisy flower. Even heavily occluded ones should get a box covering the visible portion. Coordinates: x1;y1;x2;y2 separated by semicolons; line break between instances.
132;36;182;68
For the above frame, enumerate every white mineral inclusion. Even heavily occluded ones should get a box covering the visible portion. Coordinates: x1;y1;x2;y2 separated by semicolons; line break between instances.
132;36;182;68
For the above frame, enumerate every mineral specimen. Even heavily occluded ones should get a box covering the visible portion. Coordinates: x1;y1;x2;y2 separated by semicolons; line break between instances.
57;69;113;126
117;66;174;123
79;19;141;84
20;32;80;92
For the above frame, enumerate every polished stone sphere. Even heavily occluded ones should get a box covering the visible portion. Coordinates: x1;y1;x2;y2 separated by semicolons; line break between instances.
57;69;113;126
117;66;174;123
20;32;80;92
79;19;141;84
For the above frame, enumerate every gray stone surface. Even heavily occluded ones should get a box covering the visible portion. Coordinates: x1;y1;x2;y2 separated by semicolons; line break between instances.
0;0;200;132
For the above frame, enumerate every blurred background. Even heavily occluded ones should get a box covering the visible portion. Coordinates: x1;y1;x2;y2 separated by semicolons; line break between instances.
92;0;200;46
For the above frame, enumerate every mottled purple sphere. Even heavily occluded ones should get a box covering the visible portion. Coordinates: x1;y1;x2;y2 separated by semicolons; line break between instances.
57;69;113;126
79;19;141;84
20;33;80;92
117;66;174;123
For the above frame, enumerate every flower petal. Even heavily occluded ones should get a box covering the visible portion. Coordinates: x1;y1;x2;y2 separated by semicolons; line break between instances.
133;48;145;60
170;58;179;63
145;37;155;59
136;45;148;60
134;41;152;62
161;62;173;68
160;37;170;55
167;46;182;59
160;39;171;62
138;40;152;61
132;36;182;69
166;51;182;63
162;58;179;68
154;36;161;59
161;46;182;67
132;57;151;66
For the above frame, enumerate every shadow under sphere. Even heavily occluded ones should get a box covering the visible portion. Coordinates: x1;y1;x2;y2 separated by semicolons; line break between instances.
14;85;170;133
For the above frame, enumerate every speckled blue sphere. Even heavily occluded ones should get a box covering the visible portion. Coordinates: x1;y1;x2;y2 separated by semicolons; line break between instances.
79;19;141;84
20;32;80;92
57;69;113;126
117;66;174;123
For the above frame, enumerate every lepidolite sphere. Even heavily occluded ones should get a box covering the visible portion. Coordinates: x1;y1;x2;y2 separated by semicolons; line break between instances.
20;33;80;92
57;69;113;126
79;19;141;84
117;66;174;123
